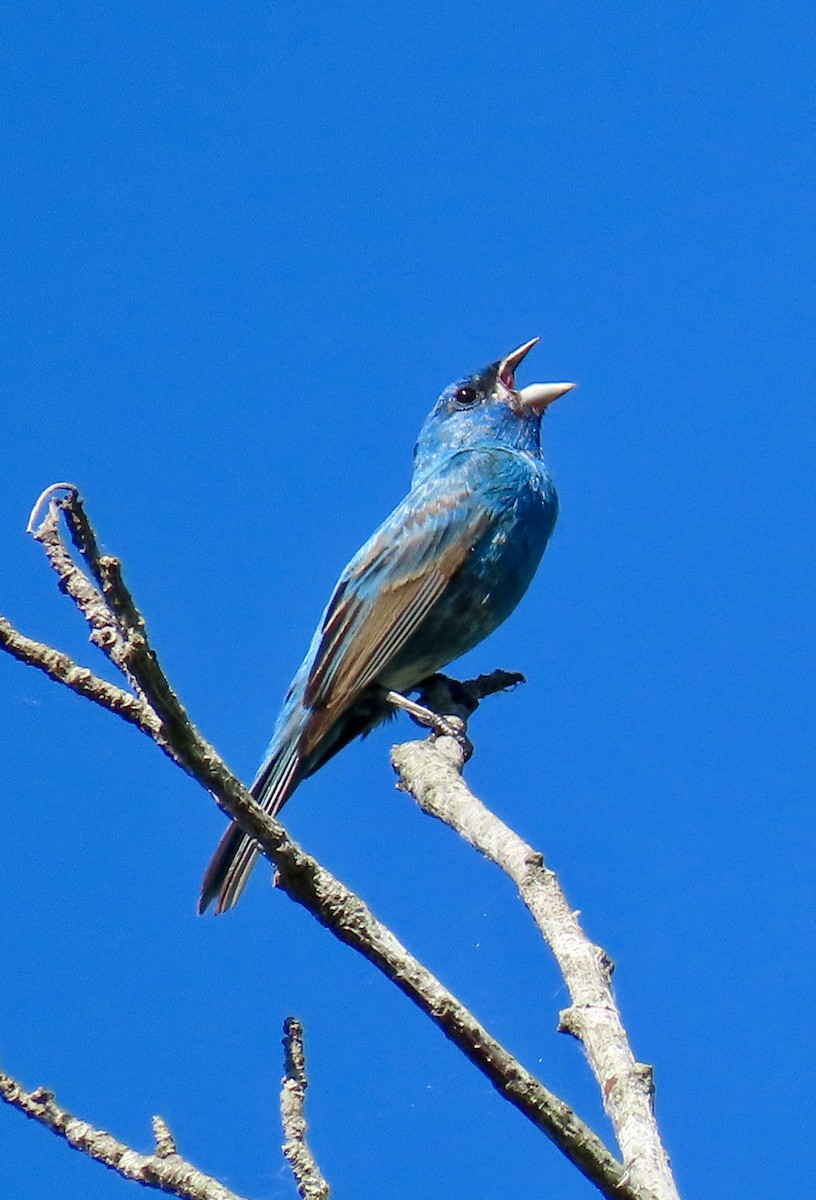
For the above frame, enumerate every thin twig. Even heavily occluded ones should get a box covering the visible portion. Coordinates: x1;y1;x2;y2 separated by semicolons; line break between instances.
152;1115;179;1159
27;486;139;686
61;493;148;639
391;722;679;1200
0;617;161;739
26;482;79;536
280;1019;330;1200
0;1069;247;1200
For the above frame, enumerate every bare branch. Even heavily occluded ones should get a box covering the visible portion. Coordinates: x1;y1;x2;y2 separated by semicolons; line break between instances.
280;1019;330;1200
27;485;139;686
0;616;161;739
0;1068;247;1200
391;730;679;1200
1;486;659;1200
1;622;632;1194
56;488;156;665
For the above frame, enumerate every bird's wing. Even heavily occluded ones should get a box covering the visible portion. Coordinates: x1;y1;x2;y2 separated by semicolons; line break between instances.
299;465;493;756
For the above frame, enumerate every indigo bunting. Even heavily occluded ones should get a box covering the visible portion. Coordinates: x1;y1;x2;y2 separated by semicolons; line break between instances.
200;339;573;913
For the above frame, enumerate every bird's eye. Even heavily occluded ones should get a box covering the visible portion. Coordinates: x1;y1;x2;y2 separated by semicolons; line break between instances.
455;386;479;407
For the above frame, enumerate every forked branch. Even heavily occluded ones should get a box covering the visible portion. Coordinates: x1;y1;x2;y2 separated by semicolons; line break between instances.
0;484;679;1200
0;1068;246;1200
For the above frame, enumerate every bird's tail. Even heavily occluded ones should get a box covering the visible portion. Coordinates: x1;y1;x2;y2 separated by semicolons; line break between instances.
198;725;303;915
198;689;392;914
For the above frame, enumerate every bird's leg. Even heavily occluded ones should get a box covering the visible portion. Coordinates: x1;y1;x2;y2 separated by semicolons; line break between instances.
384;689;459;735
384;689;473;759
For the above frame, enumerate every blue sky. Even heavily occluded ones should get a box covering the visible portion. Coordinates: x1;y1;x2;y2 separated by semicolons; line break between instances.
1;3;814;1198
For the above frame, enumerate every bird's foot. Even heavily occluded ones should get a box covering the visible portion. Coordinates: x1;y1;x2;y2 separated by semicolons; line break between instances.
385;689;474;760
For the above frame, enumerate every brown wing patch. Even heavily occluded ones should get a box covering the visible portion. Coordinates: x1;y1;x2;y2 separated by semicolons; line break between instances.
299;503;490;759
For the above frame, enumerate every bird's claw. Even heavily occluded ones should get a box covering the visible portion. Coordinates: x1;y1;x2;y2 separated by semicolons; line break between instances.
428;714;474;762
384;689;474;760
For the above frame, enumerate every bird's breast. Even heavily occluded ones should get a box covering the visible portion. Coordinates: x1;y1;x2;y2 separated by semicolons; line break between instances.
381;459;557;690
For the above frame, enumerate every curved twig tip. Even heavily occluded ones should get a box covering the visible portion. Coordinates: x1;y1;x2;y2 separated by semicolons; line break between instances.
27;483;79;536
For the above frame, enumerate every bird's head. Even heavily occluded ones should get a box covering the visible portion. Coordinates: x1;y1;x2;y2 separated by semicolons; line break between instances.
414;339;574;471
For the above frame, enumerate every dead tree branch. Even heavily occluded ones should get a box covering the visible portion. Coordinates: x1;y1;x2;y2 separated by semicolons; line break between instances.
0;1068;246;1200
392;704;679;1200
280;1019;330;1200
0;484;678;1200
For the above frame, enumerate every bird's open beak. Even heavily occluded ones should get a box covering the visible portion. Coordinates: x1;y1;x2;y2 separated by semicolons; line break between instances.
498;338;540;389
517;380;575;413
499;337;575;415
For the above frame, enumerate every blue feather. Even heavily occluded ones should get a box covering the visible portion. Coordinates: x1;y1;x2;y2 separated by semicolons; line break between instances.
200;340;571;913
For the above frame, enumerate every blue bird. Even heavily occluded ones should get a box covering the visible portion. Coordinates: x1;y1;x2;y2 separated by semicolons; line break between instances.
200;339;573;913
